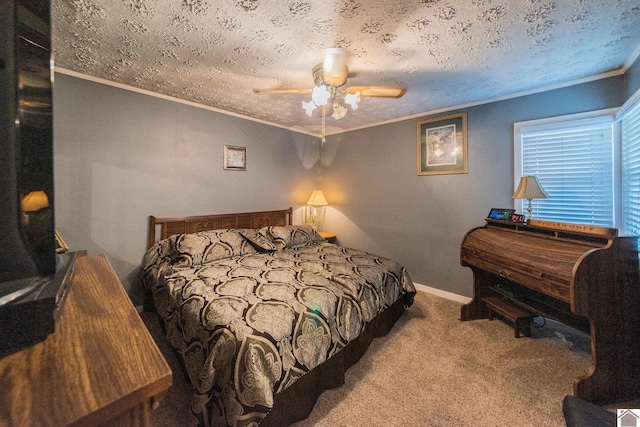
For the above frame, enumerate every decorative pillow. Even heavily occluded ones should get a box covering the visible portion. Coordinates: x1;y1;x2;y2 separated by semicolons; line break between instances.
260;225;325;250
240;229;278;252
171;229;257;266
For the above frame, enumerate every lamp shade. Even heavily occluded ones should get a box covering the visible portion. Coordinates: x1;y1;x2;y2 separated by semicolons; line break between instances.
21;191;50;212
307;190;328;206
512;176;549;200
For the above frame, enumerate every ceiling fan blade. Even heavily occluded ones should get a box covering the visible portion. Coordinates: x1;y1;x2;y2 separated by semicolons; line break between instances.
345;86;407;98
252;88;311;95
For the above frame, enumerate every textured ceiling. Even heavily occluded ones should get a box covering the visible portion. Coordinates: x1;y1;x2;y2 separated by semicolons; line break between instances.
52;0;640;136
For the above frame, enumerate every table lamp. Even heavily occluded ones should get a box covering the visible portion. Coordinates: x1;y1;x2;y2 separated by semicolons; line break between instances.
306;190;328;230
512;176;548;220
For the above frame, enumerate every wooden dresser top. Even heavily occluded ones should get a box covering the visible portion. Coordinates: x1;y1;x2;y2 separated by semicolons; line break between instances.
0;254;172;427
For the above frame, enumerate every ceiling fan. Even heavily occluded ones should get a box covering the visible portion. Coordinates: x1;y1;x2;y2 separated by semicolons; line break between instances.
253;48;406;120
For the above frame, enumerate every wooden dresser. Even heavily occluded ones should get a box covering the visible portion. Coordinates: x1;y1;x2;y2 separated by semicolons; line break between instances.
460;219;640;404
0;254;172;427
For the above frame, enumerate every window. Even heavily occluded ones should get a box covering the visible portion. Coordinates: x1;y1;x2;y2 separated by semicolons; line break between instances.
621;99;640;235
515;96;640;235
514;111;616;227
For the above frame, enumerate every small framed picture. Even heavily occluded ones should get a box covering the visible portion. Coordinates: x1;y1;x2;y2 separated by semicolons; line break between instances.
55;230;69;253
223;145;246;170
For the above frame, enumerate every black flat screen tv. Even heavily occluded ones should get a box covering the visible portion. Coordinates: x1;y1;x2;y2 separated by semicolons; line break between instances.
0;0;61;352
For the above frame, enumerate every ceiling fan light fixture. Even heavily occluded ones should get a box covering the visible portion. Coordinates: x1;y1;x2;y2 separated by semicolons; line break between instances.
311;85;330;106
323;48;348;86
345;91;360;110
262;48;405;121
302;100;317;116
331;102;347;120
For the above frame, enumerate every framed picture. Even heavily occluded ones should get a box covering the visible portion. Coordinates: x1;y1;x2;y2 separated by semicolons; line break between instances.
417;112;468;176
55;230;68;253
224;145;246;170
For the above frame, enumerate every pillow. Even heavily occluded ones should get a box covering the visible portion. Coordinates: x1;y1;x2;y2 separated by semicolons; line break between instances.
260;225;325;250
240;229;278;252
171;229;257;266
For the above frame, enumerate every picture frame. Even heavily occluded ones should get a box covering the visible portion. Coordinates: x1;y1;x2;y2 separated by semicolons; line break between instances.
417;112;468;176
223;145;247;170
55;230;68;253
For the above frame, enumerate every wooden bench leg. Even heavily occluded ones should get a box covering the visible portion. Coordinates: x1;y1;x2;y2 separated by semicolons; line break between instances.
522;319;531;337
515;317;532;338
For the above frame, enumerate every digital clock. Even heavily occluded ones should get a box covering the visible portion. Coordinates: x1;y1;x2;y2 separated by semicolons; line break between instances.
509;213;525;223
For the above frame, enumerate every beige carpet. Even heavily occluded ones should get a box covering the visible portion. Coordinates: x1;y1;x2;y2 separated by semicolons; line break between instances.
141;291;628;427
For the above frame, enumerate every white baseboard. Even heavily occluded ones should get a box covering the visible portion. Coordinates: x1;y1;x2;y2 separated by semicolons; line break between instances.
413;283;472;304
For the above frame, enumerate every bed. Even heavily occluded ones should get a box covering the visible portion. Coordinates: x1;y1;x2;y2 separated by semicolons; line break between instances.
140;208;416;427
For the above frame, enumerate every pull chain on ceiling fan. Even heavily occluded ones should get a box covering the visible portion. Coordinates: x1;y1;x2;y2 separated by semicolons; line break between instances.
253;48;406;120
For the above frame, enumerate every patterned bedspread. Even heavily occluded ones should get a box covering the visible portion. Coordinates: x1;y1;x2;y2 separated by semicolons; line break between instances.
141;225;415;427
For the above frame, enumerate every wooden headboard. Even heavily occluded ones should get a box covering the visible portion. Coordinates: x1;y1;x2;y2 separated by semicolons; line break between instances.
147;207;293;249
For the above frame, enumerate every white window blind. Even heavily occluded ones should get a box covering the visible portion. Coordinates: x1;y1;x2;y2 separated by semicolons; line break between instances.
622;100;640;235
520;119;614;226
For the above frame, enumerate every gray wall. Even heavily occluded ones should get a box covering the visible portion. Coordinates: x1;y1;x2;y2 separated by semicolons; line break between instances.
53;73;320;303
313;76;625;297
53;67;633;303
626;55;640;100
